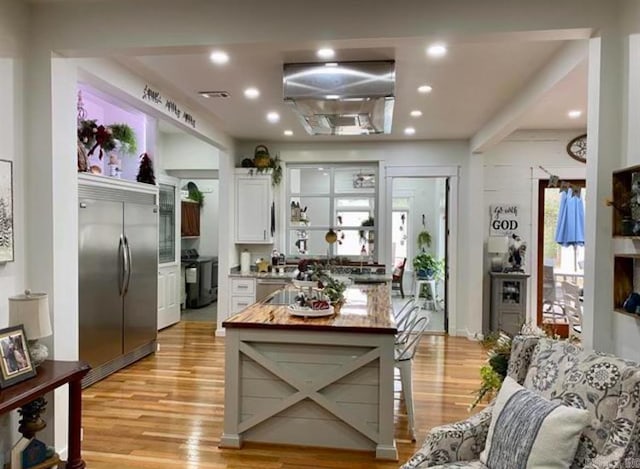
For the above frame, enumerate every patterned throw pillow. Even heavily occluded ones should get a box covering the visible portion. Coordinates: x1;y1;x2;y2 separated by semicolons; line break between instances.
480;377;590;469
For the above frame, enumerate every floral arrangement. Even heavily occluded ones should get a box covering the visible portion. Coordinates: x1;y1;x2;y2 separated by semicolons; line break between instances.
78;119;137;160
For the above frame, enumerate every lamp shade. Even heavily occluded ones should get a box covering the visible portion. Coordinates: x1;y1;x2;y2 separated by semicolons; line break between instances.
487;236;509;253
8;290;52;340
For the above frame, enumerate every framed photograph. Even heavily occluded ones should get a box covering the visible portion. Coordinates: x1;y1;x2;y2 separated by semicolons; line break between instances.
353;172;375;189
0;325;36;388
0;159;14;263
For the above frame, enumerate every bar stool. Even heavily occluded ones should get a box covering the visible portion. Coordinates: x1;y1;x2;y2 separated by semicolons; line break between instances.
394;307;429;441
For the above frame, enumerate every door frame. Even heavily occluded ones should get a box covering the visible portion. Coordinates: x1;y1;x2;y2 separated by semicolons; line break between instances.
384;165;459;335
527;165;587;326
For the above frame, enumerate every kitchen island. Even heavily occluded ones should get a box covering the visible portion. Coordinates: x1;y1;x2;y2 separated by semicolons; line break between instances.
220;284;398;460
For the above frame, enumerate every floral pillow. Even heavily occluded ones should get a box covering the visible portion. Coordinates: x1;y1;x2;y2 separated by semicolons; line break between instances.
523;338;582;400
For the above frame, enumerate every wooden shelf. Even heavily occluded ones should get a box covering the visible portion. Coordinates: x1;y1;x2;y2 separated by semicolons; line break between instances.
614;256;637;311
612;164;640;236
614;308;640;319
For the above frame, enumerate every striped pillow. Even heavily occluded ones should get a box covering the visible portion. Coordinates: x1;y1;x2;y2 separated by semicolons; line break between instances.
480;376;589;469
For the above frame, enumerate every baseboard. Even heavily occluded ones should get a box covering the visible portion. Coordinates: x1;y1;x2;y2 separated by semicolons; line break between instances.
466;329;483;341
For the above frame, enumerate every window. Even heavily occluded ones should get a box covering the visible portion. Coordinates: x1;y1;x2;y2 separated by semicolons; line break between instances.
287;164;377;258
392;210;408;266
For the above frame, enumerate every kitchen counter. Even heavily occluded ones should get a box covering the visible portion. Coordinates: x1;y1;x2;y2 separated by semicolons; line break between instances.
220;283;398;460
224;284;395;333
229;267;392;284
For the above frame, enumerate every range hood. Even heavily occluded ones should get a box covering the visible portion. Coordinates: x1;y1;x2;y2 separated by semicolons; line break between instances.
283;61;395;136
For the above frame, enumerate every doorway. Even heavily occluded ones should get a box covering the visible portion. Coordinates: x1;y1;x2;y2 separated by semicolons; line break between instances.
536;179;586;336
390;177;449;333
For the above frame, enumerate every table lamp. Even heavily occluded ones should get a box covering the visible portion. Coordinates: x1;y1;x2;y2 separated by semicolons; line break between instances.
9;290;52;367
487;236;509;272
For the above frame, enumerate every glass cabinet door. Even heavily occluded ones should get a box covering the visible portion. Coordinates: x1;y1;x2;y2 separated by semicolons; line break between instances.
501;280;521;305
159;184;176;263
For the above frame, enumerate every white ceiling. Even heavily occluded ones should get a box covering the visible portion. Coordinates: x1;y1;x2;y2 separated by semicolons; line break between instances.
126;37;587;143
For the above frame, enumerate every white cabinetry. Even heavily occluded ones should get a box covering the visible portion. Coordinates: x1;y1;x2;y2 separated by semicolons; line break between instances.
158;264;181;329
229;277;256;315
235;171;273;244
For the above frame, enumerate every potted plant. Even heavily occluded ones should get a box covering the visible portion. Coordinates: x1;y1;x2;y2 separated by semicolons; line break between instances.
412;252;444;280
417;230;432;250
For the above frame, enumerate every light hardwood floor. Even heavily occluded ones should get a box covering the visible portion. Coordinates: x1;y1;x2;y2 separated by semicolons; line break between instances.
82;322;486;468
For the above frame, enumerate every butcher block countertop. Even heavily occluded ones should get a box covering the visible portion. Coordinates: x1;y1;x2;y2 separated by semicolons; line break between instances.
223;284;396;334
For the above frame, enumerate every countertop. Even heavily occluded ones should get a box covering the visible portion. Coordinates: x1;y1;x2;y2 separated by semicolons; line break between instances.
229;268;392;283
223;284;396;333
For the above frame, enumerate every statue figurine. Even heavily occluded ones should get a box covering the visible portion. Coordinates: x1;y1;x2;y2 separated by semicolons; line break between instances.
507;234;526;273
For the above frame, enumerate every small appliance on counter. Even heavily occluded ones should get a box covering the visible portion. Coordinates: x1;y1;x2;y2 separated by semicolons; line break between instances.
181;249;218;308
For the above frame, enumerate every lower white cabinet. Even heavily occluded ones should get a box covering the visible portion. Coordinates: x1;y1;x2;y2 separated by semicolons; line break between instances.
229;277;256;315
158;264;181;329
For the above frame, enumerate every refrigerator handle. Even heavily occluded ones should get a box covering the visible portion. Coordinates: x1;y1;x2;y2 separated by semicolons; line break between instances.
124;236;133;294
119;234;127;296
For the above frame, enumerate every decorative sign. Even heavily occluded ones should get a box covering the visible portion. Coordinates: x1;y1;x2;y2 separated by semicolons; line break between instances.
490;204;520;236
142;85;197;129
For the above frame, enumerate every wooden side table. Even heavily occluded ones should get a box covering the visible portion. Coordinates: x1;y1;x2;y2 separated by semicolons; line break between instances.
0;360;90;469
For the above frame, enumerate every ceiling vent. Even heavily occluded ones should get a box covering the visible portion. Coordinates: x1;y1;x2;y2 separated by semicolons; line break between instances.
198;91;230;98
283;61;395;136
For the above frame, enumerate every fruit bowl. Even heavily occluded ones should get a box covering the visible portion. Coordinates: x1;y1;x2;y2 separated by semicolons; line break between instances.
287;303;334;317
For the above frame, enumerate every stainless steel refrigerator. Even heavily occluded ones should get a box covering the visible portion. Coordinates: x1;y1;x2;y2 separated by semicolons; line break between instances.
79;182;158;387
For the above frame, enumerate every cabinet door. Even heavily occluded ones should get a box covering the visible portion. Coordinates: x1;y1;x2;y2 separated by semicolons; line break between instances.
181;201;200;237
235;176;272;243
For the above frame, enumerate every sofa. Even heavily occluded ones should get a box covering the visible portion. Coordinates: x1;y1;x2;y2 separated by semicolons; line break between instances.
400;336;640;469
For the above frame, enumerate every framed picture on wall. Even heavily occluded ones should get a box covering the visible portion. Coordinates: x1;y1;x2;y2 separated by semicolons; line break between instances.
0;159;14;263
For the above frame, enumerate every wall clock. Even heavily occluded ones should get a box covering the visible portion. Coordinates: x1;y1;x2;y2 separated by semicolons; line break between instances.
566;133;587;163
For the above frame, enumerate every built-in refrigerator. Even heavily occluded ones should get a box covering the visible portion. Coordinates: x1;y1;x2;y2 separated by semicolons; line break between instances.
79;180;158;387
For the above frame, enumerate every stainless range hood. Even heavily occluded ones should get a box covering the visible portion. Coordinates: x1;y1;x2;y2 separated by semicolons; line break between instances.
283;61;395;136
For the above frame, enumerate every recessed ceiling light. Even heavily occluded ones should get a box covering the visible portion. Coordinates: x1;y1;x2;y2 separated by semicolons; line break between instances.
209;50;229;64
404;127;416;136
325;94;340;100
284;130;293;136
317;48;335;59
266;112;280;123
410;110;423;117
427;43;447;58
418;85;433;94
568;110;582;119
244;87;260;99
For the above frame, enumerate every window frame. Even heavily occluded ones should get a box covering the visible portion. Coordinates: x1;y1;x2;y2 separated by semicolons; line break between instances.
286;163;378;260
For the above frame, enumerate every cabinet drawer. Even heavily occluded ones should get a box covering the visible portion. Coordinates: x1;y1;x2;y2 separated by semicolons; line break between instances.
231;295;255;314
231;278;256;296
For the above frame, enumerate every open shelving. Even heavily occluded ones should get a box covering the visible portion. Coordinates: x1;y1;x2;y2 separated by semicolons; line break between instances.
613;255;640;319
612;164;640;237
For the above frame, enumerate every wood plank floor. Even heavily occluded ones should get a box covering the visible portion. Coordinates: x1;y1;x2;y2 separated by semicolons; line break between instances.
82;322;486;468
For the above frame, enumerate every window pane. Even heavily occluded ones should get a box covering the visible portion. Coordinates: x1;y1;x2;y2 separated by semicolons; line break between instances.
336;229;374;256
289;230;329;256
289;167;330;195
336;211;373;229
335;197;374;210
334;168;376;194
392;211;408;266
290;197;331;227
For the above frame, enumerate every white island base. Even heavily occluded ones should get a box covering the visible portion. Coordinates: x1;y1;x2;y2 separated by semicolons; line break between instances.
220;288;398;461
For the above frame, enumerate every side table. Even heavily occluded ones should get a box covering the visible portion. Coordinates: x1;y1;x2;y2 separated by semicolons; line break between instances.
0;360;90;469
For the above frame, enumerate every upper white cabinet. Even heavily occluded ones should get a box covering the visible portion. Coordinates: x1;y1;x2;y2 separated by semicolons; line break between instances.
235;171;274;244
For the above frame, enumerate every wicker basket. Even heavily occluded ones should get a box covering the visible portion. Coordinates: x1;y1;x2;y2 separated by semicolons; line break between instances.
253;144;271;169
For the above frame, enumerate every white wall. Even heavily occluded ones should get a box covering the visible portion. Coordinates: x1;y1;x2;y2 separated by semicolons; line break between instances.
0;0;27;463
162;133;220;171
480;130;586;331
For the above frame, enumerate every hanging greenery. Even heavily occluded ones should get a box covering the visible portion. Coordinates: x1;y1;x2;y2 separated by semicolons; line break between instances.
109;123;138;155
417;230;432;250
